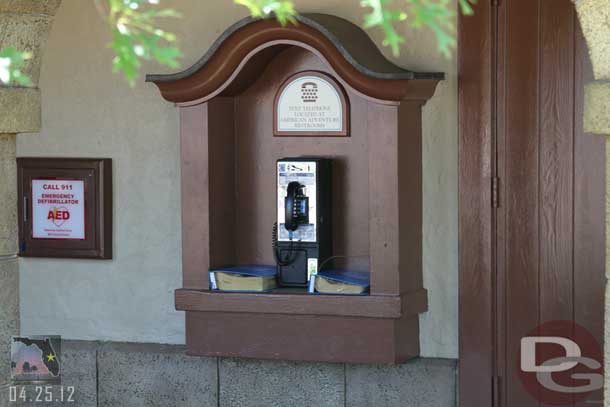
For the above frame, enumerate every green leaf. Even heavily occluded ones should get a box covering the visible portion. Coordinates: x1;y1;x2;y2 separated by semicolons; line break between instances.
406;0;456;58
458;0;476;15
234;0;297;25
108;29;141;86
361;0;407;57
104;0;182;86
149;9;182;18
0;47;32;86
152;45;182;68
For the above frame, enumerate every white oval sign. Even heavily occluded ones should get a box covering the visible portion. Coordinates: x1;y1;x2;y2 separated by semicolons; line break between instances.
274;72;348;136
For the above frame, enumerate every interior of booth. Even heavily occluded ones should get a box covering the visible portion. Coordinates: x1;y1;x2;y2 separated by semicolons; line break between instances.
206;45;373;294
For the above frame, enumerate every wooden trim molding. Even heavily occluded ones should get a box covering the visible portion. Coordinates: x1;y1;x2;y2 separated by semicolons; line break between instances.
175;289;428;319
458;0;495;405
146;14;443;104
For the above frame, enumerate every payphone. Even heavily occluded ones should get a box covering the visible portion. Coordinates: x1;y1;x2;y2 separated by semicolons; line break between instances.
274;157;332;286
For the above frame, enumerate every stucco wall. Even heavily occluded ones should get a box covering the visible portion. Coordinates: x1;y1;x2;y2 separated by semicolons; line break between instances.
17;0;458;358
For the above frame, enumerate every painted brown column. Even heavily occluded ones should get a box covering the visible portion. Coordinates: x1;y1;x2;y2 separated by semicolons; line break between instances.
0;0;61;398
573;0;610;404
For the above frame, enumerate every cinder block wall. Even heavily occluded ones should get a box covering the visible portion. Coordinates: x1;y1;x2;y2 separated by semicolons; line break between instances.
3;341;457;407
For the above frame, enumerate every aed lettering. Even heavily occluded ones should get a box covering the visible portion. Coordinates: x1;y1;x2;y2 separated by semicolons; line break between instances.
48;210;70;220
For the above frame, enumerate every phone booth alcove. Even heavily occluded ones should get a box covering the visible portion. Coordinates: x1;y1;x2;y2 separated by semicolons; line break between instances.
148;14;443;363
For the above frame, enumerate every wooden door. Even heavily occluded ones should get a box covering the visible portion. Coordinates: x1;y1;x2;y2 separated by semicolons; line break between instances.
459;0;605;406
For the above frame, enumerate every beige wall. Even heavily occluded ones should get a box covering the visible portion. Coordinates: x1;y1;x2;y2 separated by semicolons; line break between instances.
17;0;458;358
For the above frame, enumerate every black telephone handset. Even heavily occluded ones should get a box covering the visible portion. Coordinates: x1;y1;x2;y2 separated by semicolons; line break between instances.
273;181;309;267
284;181;308;232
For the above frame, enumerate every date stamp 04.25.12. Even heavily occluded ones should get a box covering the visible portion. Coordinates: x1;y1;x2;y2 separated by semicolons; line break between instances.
6;335;76;404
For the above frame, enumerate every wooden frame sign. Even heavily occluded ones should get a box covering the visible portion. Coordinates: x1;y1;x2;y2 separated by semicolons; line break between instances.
17;158;112;259
273;71;349;137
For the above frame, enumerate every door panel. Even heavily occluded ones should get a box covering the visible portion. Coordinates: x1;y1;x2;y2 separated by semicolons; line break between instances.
499;0;541;405
497;1;604;407
459;0;605;406
458;0;495;404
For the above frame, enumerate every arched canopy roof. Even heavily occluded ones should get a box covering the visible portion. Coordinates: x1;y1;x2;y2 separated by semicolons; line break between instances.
147;13;444;105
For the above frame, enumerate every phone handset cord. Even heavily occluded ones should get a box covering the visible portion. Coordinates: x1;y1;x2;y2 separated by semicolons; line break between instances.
273;222;297;266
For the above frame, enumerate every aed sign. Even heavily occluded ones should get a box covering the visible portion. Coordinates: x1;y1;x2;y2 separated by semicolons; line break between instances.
274;71;349;137
31;179;85;240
